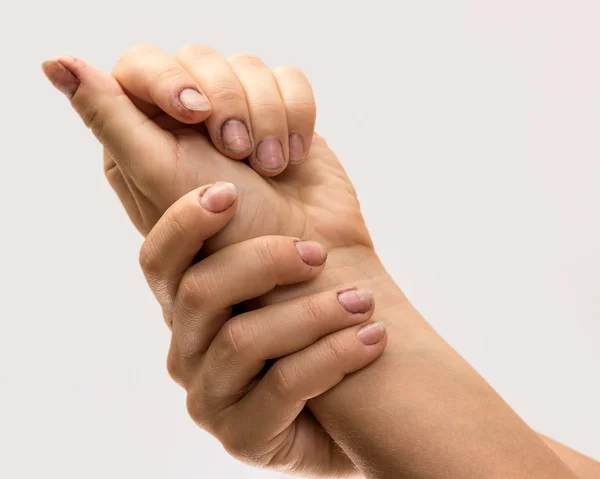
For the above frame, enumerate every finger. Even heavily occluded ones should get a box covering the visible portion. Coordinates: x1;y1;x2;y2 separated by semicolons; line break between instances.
203;288;375;403
175;45;254;158
113;45;212;124
42;56;171;187
220;321;387;451
140;182;238;308
211;408;350;474
228;54;289;176
272;66;316;164
172;238;327;360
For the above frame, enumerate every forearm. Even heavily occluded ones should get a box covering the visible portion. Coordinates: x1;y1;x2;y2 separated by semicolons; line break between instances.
269;246;577;478
541;436;600;479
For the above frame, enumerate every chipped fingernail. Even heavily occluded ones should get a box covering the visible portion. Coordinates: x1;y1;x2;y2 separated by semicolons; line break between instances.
337;289;373;314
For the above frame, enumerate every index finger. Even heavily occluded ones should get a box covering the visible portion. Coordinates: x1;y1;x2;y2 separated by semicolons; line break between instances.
113;45;213;125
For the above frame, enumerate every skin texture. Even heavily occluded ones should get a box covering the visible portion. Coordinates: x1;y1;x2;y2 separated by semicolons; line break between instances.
139;182;387;476
543;437;600;479
43;46;599;478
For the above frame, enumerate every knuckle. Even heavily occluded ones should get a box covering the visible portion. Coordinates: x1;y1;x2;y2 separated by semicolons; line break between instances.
301;294;328;323
208;83;246;105
113;44;154;74
81;100;108;139
228;53;265;68
175;44;216;61
165;349;184;385
269;362;297;398
162;310;174;330
177;275;206;311
254;236;285;270
285;99;316;121
218;318;253;359
322;334;348;364
249;101;285;119
185;389;208;427
221;434;256;463
138;241;155;276
152;65;184;84
138;242;172;302
222;437;272;468
273;64;305;78
162;203;188;239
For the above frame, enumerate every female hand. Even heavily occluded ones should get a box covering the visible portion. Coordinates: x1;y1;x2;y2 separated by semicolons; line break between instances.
139;181;387;477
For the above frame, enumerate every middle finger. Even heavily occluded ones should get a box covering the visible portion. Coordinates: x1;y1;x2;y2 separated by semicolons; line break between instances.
228;54;289;176
175;45;255;158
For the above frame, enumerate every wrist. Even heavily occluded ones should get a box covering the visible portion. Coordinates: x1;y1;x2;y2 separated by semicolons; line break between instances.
300;249;575;479
260;242;441;354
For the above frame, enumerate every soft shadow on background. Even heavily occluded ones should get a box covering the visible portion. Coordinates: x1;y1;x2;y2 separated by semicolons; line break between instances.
1;1;598;477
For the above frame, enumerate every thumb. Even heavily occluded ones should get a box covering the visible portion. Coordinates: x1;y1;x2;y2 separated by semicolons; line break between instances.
42;56;171;185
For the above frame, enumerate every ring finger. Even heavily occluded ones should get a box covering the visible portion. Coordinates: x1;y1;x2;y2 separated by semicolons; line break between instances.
168;236;328;381
272;66;316;164
201;288;375;407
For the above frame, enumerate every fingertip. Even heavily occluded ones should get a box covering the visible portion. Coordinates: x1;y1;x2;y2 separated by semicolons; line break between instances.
42;57;80;98
294;240;327;267
337;288;374;315
198;182;238;213
249;136;288;177
220;119;254;157
288;133;306;164
175;87;212;123
357;321;387;347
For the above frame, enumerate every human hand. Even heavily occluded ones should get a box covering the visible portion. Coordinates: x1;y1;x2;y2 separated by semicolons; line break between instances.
42;47;369;257
43;45;590;479
139;181;387;477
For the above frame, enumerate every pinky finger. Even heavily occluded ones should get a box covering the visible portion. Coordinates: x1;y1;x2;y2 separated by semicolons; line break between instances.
272;66;316;164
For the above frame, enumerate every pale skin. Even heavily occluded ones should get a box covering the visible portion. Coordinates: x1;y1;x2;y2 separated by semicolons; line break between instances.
139;181;387;476
43;45;600;478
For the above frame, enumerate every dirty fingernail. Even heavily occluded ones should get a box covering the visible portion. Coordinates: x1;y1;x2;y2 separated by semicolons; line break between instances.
199;182;238;213
42;59;79;98
222;119;252;153
294;240;327;267
357;322;386;345
179;88;211;112
338;289;373;314
255;136;284;171
289;133;305;163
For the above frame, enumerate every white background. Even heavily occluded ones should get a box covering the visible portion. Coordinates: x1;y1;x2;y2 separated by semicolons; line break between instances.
1;1;598;477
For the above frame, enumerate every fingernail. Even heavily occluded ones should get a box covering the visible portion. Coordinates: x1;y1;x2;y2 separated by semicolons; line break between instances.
294;240;327;266
337;289;373;314
255;136;284;170
357;322;386;345
199;182;238;213
179;88;211;112
42;59;79;98
289;133;305;163
222;119;252;153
